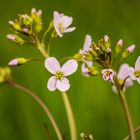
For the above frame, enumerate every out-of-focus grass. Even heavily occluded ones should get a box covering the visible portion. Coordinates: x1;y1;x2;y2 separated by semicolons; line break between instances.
0;0;140;140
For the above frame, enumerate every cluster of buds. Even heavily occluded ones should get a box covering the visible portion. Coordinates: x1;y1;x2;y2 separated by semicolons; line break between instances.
7;8;42;45
0;67;11;84
80;133;94;140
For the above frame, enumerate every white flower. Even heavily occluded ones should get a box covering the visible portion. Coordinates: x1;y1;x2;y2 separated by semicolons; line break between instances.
112;64;133;93
129;56;140;84
79;34;92;55
81;61;92;77
53;11;76;37
80;35;93;76
102;69;115;82
44;57;78;92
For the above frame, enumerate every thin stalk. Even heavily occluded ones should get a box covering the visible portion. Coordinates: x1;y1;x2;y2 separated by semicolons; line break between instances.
114;77;136;140
37;42;48;58
7;80;63;140
61;92;77;140
47;37;54;56
124;125;140;140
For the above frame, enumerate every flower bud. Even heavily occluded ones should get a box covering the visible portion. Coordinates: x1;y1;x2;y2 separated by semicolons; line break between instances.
0;67;11;83
89;66;99;76
8;21;21;31
103;35;111;48
73;53;83;62
122;44;135;58
8;58;29;67
115;39;123;53
7;34;25;45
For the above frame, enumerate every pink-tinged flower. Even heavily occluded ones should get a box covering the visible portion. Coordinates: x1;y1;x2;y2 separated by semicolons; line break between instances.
127;44;135;53
102;69;114;82
81;61;92;77
44;57;78;92
80;35;93;76
79;34;92;55
53;11;76;37
112;64;133;93
129;56;140;84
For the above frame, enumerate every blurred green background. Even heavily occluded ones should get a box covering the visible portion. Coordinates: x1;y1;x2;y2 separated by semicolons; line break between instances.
0;0;140;140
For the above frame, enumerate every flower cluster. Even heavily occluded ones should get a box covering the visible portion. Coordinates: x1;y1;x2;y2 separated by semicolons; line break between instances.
7;8;42;45
7;9;77;92
74;34;139;93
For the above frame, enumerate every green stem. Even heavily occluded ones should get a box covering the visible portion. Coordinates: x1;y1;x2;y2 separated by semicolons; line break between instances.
42;22;53;44
61;92;77;140
47;37;54;56
114;77;136;140
124;125;140;140
37;42;48;58
7;80;63;140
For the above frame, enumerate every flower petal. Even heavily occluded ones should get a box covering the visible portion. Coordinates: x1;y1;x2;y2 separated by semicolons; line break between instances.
47;76;57;91
62;27;76;33
129;67;136;80
61;16;73;28
62;59;78;76
53;11;62;37
135;56;140;71
44;57;61;74
136;77;140;84
83;35;92;51
112;86;118;94
125;78;133;87
117;64;129;79
56;77;70;92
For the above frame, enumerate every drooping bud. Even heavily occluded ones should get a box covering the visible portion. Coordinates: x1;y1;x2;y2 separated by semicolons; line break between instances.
7;34;25;45
115;39;123;53
122;44;135;58
8;58;29;67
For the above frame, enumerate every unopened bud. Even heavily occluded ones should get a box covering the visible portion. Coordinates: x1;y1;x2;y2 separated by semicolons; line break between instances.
7;34;25;45
122;44;135;58
127;44;135;53
116;39;123;53
74;53;83;62
104;35;111;48
0;67;11;83
8;58;29;67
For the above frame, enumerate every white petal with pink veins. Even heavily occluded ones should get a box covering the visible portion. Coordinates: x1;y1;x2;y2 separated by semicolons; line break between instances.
47;76;57;91
83;35;92;51
44;57;61;74
56;77;70;92
62;27;76;33
129;67;136;80
135;56;140;71
118;64;129;79
61;16;73;28
62;59;78;76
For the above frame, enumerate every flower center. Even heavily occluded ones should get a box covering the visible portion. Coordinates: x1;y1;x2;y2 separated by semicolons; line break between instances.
134;69;140;77
55;71;64;80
